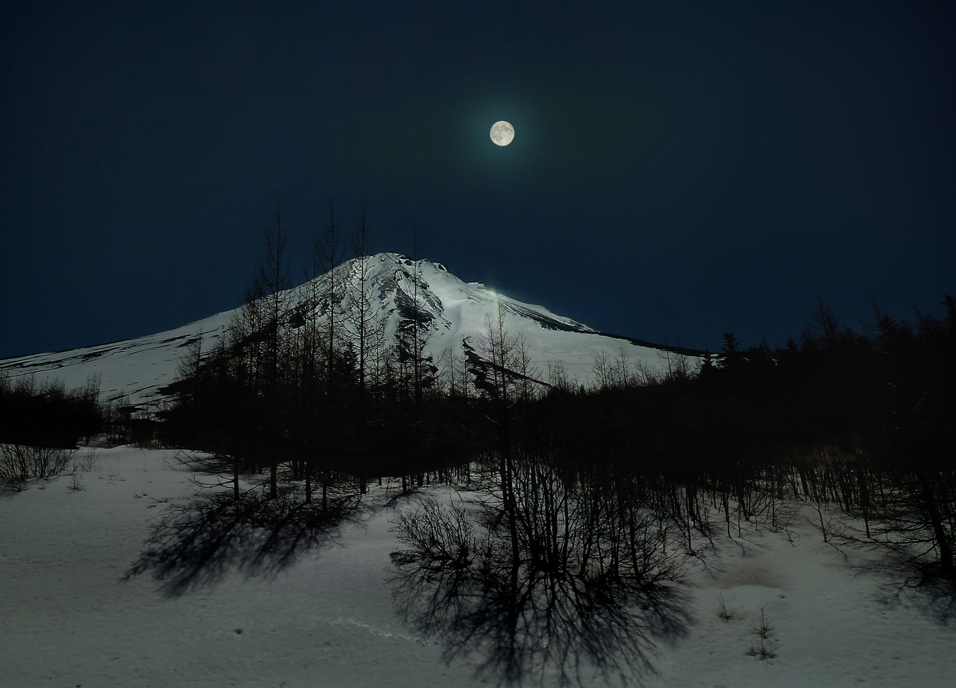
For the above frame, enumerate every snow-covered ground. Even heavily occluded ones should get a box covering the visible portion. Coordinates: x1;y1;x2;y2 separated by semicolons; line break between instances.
1;447;953;687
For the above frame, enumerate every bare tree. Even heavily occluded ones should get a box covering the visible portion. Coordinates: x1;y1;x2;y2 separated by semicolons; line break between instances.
592;350;613;390
807;296;839;349
340;203;388;494
411;226;425;409
321;198;341;393
547;361;574;394
514;333;540;403
615;345;631;388
345;204;373;409
259;204;291;499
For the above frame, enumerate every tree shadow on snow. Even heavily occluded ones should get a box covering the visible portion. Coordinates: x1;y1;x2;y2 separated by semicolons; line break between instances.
868;552;956;627
837;538;956;627
391;557;691;687
388;494;693;687
124;489;360;596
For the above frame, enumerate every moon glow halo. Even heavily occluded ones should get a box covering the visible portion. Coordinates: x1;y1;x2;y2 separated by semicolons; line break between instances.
490;121;515;146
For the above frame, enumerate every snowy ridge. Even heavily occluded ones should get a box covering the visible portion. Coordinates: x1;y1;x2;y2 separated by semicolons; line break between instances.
0;252;700;407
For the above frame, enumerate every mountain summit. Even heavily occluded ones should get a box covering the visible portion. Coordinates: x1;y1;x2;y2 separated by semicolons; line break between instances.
0;253;701;408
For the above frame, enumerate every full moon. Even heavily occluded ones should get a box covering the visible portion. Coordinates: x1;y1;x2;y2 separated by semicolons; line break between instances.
490;121;515;146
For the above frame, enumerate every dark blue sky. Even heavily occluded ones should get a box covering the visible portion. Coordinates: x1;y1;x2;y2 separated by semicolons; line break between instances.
2;1;953;359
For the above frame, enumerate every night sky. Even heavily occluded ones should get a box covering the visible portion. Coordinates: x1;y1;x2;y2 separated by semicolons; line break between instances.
2;1;953;360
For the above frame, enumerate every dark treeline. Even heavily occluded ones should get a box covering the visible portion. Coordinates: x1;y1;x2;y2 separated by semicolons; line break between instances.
159;206;955;581
0;373;104;487
0;373;103;448
527;296;956;577
0;371;166;457
161;206;480;504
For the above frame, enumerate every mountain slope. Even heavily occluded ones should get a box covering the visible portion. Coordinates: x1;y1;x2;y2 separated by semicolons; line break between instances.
0;253;701;408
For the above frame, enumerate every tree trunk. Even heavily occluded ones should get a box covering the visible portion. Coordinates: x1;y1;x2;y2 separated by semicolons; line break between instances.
917;469;954;574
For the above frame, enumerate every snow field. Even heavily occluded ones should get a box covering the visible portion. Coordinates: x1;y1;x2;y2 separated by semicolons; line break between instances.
1;447;953;687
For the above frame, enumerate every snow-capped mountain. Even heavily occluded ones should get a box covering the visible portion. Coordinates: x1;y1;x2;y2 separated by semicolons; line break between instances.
0;253;702;408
